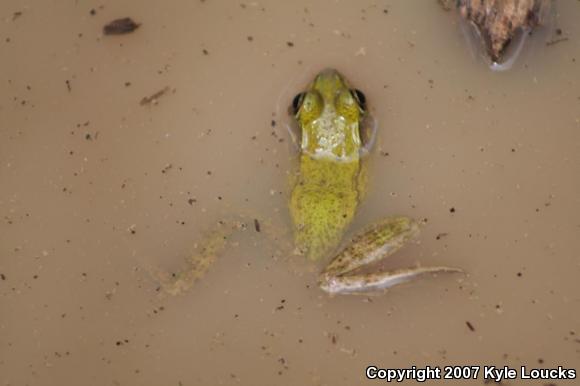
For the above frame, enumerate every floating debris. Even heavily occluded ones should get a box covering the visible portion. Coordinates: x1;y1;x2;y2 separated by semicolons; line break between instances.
453;0;552;70
140;86;171;106
438;0;454;11
103;17;141;35
465;320;476;332
546;28;569;47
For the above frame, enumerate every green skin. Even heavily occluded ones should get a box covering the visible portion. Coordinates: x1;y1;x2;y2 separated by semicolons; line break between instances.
153;69;459;296
289;69;364;261
290;69;460;294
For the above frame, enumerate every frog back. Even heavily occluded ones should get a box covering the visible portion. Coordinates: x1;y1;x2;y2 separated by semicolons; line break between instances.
290;154;364;261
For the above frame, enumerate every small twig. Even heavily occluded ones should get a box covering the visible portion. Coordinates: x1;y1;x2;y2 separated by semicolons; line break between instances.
140;87;170;106
546;37;569;47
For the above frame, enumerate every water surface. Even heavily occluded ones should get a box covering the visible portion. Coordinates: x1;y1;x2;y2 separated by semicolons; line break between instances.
1;1;579;385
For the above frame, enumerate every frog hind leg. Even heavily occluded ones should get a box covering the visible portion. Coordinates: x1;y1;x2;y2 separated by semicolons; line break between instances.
320;266;462;295
148;220;246;296
318;216;462;295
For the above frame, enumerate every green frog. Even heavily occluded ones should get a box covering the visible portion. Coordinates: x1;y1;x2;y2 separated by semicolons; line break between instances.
153;69;459;296
289;69;459;294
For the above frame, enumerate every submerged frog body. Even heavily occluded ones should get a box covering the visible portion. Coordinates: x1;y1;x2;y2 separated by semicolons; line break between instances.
289;69;459;294
452;0;552;70
153;69;459;296
289;69;365;261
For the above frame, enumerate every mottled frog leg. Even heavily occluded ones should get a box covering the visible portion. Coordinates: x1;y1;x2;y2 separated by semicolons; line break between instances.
148;214;287;296
318;217;462;295
320;266;462;295
147;220;246;296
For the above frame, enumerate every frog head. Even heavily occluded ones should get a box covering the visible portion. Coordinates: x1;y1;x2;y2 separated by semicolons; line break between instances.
291;69;367;160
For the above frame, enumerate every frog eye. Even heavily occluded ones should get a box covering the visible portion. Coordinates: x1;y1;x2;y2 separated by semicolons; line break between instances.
291;92;305;115
351;89;366;111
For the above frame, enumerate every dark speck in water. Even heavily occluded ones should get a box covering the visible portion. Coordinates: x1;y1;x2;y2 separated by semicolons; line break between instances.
466;321;475;332
103;18;141;35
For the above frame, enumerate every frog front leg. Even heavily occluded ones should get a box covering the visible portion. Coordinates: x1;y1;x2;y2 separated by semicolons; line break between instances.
318;217;462;295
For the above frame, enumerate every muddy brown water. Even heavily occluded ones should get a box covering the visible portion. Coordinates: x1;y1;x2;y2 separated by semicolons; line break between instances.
1;1;579;385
